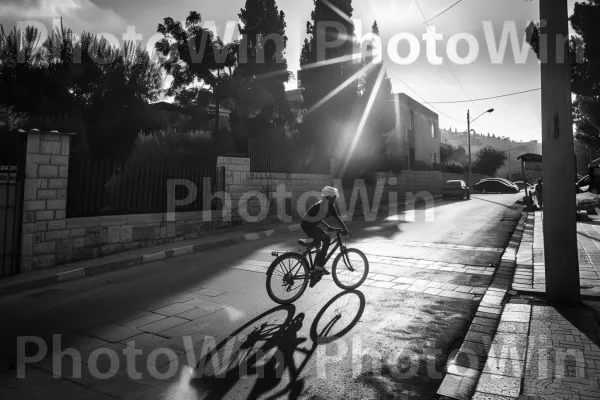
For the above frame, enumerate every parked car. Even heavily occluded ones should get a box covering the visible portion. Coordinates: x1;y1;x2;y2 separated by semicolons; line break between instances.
473;179;519;194
577;175;591;193
442;180;470;200
482;178;519;192
512;181;533;191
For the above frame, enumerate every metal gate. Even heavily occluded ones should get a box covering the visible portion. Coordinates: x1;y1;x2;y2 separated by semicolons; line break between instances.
0;129;27;278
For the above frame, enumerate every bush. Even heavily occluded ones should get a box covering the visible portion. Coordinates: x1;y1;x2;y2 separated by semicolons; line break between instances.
443;162;464;174
103;129;218;213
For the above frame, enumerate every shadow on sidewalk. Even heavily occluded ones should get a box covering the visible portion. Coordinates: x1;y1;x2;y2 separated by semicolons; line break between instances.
189;290;366;400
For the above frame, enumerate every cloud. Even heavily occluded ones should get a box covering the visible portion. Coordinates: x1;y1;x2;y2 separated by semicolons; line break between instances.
0;0;128;37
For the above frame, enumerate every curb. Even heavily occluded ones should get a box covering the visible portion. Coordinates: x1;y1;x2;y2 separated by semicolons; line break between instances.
0;195;445;296
437;211;527;400
0;224;303;296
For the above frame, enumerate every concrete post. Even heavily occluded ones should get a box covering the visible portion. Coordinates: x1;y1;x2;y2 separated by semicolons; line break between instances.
20;130;75;272
540;0;580;304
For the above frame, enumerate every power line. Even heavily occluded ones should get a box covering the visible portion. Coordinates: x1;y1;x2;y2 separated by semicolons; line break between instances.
397;79;465;123
414;0;475;109
428;88;541;104
423;0;464;24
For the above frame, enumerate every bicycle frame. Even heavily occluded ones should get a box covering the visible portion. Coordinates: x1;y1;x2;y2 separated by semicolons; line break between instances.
271;232;351;280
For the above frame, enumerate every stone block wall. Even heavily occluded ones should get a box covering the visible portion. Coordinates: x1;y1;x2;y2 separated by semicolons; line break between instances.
216;157;332;219
53;211;234;265
21;130;73;272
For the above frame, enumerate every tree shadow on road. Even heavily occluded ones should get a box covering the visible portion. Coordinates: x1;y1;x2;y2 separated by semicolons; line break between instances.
189;290;366;400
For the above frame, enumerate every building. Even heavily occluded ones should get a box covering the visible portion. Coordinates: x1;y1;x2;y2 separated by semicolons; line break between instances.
387;93;441;170
441;126;543;178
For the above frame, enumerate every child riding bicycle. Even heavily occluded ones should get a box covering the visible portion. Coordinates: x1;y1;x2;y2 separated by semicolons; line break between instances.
300;186;349;275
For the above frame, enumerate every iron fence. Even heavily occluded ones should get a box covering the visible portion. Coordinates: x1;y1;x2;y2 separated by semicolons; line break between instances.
249;138;330;174
67;157;224;218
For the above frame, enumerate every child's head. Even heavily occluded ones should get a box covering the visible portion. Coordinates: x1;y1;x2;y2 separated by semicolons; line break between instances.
321;186;339;203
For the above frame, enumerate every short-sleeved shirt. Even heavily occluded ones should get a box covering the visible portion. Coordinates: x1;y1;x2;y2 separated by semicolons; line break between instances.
301;200;339;226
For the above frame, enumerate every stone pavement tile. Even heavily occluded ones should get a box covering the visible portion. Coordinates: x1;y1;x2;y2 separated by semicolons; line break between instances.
121;314;167;329
472;392;514;400
122;333;167;350
479;307;502;315
497;322;529;335
475;372;522;397
423;287;443;296
0;367;56;400
391;277;416;284
442;283;460;291
471;287;488;295
138;317;188;335
473;317;498;327
501;312;530;323
493;333;528;347
191;288;226;297
152;303;197;317
454;351;487;370
471;324;497;336
17;379;98;399
447;364;482;380
483;356;524;378
488;343;527;361
392;284;410;290
81;324;143;343
371;281;397;289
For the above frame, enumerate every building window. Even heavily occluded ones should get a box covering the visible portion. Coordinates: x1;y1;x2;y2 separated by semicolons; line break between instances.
431;121;435;138
409;110;414;130
409;148;415;167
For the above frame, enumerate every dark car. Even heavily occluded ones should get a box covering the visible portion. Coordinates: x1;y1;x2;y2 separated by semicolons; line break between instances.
473;179;519;194
576;175;591;193
442;180;470;200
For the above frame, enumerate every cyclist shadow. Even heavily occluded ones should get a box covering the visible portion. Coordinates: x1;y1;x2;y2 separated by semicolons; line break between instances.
190;290;366;400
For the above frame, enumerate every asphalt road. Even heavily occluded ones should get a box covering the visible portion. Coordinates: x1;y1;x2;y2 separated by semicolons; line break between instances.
0;193;522;400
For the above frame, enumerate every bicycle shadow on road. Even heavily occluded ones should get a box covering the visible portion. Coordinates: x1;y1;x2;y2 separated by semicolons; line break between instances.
189;290;366;400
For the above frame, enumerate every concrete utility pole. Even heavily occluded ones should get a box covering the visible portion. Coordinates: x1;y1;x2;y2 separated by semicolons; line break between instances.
540;0;580;304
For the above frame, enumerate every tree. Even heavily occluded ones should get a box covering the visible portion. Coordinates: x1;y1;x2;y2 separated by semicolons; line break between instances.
299;0;358;162
0;23;163;159
473;146;507;176
231;0;294;139
155;12;237;136
525;0;600;149
440;143;455;163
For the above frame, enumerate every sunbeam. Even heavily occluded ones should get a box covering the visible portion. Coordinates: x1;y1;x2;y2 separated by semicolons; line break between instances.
302;60;377;119
319;0;355;25
340;67;386;176
300;53;361;71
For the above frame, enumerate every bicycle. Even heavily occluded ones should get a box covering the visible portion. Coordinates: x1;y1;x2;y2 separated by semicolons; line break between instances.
265;228;369;304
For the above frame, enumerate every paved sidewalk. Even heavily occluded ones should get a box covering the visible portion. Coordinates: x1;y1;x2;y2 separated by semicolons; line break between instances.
0;218;302;295
439;210;600;399
512;212;600;296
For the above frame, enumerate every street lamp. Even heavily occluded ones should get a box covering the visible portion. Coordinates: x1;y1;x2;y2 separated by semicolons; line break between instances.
467;108;494;188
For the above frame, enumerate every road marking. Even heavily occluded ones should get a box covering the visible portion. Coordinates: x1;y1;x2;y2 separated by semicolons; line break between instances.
230;258;487;301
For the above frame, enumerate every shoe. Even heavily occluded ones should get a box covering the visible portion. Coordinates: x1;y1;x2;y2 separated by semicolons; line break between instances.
309;274;321;288
314;265;330;275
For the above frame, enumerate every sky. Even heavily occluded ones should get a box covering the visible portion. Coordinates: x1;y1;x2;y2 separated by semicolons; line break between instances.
0;0;582;143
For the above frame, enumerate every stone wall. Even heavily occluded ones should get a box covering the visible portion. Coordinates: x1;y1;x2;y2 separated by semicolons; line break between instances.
21;130;73;272
216;157;332;219
54;211;234;265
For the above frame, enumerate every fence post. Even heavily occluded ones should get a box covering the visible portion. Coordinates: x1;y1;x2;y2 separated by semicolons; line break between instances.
21;130;75;272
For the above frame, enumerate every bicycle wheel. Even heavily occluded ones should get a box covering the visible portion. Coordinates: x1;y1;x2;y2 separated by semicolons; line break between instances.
266;253;310;304
332;248;369;290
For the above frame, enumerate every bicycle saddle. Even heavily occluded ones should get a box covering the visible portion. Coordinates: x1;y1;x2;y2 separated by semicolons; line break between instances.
298;239;319;249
